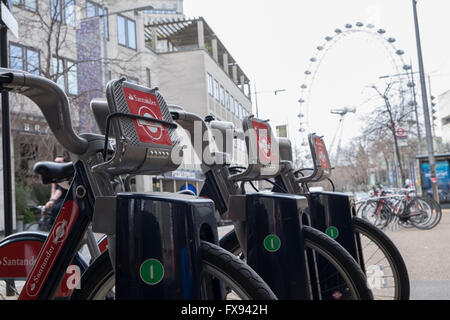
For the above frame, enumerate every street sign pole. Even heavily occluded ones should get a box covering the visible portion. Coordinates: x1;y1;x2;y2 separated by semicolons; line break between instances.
412;0;440;203
1;0;13;237
0;0;16;296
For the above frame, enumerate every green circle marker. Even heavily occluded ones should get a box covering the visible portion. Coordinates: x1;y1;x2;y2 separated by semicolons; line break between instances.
326;226;339;239
140;259;164;285
264;234;281;252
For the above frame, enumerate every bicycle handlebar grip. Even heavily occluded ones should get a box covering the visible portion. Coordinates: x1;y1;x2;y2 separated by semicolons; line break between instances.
168;106;213;164
0;68;88;155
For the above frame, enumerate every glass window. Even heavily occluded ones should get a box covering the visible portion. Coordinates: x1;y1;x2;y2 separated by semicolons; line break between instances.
87;1;109;39
117;15;136;50
207;73;213;96
67;61;77;95
10;45;23;70
86;1;97;18
13;0;37;11
26;49;39;74
100;8;109;40
117;16;126;46
10;44;40;75
52;57;65;91
51;0;61;21
127;19;137;50
146;68;151;87
24;0;37;11
64;0;76;27
220;86;225;106
214;79;219;101
239;104;243;119
225;91;230;110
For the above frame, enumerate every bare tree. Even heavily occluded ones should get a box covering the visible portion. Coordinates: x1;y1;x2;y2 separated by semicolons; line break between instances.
8;1;145;183
363;82;416;186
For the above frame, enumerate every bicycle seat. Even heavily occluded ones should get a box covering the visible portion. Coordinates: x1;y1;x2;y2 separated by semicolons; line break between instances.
33;161;74;184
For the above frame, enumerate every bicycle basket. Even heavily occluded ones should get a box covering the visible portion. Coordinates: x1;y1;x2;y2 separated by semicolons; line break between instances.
94;78;182;176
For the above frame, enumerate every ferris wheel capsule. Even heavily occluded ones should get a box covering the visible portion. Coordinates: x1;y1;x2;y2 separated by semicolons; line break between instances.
301;84;308;89
387;37;396;43
356;22;364;27
345;24;352;29
377;29;386;34
298;98;305;103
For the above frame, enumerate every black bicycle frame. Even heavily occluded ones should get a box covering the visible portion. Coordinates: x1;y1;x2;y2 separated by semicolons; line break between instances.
19;161;95;300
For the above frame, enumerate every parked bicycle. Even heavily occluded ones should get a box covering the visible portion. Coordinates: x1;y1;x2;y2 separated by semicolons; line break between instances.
167;110;374;300
0;69;276;300
201;117;409;300
357;184;442;230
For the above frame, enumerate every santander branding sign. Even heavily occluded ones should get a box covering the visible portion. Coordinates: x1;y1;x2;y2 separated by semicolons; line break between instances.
123;87;172;146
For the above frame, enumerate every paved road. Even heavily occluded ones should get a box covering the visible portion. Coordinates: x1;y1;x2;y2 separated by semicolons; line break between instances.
385;209;450;300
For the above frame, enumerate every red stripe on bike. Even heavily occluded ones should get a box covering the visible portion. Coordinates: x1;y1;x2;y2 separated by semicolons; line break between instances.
19;200;79;300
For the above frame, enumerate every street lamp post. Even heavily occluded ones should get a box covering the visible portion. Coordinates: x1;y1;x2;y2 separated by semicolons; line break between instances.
412;0;439;203
253;84;286;118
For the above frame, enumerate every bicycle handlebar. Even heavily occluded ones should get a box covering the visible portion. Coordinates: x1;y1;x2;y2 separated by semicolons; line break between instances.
0;69;88;155
169;106;212;164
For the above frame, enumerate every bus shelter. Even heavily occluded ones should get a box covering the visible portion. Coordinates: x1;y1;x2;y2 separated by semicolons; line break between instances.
416;153;450;203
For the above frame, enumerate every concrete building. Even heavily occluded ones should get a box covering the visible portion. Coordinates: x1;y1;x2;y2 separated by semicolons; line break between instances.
438;89;450;144
145;18;252;193
1;0;252;230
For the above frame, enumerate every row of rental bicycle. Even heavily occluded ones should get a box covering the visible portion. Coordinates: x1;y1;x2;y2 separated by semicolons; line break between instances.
357;184;442;231
0;67;415;300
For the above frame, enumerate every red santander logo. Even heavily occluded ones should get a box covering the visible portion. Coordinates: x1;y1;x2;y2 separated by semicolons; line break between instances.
123;87;172;146
137;106;163;142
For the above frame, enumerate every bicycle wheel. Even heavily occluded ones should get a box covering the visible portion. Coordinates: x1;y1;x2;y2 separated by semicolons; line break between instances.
353;216;409;300
412;197;442;230
360;200;392;229
70;241;277;300
220;226;373;300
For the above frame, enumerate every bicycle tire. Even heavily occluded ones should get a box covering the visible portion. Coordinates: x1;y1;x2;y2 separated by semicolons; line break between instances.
70;241;277;300
353;216;409;300
360;200;392;229
417;197;442;230
220;226;373;300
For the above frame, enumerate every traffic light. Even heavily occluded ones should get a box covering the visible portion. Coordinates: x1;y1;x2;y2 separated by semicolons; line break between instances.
431;95;437;121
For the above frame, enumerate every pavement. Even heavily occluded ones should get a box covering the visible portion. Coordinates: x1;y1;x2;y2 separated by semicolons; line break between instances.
218;209;450;300
385;209;450;300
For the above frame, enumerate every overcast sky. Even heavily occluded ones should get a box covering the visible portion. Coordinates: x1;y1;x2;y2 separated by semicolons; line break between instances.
183;0;450;156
